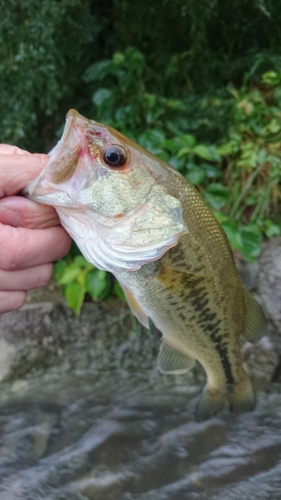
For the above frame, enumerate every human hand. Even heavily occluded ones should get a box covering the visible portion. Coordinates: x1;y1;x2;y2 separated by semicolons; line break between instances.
0;145;71;313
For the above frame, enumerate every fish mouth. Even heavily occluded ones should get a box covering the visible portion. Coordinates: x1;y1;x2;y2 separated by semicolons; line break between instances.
23;110;100;206
56;109;87;148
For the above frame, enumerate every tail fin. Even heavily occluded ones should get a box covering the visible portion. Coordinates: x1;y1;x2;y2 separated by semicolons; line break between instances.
195;387;225;422
227;375;256;414
195;375;256;422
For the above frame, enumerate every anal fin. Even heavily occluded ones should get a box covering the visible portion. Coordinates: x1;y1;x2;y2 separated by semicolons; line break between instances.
158;339;195;375
243;287;267;344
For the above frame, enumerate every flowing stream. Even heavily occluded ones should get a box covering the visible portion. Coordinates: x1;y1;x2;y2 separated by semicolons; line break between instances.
0;364;281;500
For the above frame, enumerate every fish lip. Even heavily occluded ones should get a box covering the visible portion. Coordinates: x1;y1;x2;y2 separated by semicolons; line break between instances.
23;111;95;203
22;175;77;207
63;109;86;141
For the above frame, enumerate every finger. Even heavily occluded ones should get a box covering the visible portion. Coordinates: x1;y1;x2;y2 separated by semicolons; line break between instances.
0;291;27;314
0;153;48;197
0;196;60;229
0;145;29;155
0;263;52;291
0;224;71;271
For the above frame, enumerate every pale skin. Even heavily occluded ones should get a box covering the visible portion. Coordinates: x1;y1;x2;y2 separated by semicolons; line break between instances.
0;144;71;314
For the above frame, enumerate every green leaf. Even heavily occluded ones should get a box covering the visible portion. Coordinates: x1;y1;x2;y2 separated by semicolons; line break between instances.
220;219;262;261
113;52;125;65
177;147;192;158
73;255;94;270
85;269;107;300
126;48;145;72
185;167;205;185
239;227;262;261
265;222;281;238
77;268;88;287
65;282;86;315
193;144;219;161
113;280;126;301
138;129;166;153
179;134;196;148
168;156;185;170
262;71;281;86
53;259;68;282
220;219;243;249
201;163;221;179
166;98;185;110
57;263;81;285
92;88;112;107
203;183;230;210
83;59;114;82
216;142;235;155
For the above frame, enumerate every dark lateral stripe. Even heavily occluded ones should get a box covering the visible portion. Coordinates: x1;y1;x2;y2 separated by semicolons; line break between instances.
190;288;235;387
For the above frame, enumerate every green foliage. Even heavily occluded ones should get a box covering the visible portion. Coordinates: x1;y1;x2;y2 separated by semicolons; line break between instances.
2;1;281;310
222;73;281;224
113;0;281;95
53;252;121;315
83;48;281;260
0;0;103;151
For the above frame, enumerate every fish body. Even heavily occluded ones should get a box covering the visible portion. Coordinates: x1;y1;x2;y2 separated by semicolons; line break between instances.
25;110;267;420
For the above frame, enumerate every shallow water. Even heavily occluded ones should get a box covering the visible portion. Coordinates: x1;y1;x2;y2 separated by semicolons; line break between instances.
0;368;281;500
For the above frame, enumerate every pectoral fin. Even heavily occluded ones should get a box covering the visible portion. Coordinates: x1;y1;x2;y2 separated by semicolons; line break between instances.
243;287;267;344
158;339;195;374
122;285;149;328
156;261;206;298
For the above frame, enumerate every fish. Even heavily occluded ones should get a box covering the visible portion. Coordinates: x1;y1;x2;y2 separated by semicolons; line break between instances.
24;109;267;421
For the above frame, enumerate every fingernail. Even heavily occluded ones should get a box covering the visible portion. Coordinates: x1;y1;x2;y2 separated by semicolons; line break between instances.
0;206;21;227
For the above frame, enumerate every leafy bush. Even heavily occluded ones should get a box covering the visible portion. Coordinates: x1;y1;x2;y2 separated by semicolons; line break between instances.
55;50;281;311
83;50;281;259
0;0;102;151
2;2;281;311
53;245;125;315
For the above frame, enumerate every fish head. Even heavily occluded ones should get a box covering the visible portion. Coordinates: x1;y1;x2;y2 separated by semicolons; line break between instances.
25;109;187;273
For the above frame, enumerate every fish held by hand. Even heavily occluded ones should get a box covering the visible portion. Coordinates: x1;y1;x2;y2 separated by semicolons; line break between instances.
23;109;267;421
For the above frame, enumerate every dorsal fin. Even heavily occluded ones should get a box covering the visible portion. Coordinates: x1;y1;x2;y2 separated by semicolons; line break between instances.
243;287;267;344
122;285;149;328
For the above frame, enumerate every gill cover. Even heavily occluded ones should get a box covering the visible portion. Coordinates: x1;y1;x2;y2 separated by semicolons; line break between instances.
25;109;188;273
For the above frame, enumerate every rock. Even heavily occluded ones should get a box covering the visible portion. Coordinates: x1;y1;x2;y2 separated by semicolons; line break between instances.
0;278;159;383
258;236;281;333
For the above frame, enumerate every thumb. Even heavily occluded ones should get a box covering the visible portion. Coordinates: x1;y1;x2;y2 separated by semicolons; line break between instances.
0;150;48;197
0;196;61;229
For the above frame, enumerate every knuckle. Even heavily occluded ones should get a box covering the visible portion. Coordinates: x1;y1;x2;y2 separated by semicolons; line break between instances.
0;226;29;270
52;228;72;259
33;264;53;289
0;291;26;313
13;291;27;310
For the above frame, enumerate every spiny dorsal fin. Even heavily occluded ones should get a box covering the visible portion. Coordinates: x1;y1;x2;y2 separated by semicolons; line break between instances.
243;287;267;344
122;285;149;328
158;339;195;374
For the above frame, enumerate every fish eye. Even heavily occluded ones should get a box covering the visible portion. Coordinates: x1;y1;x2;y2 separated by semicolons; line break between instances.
102;146;127;168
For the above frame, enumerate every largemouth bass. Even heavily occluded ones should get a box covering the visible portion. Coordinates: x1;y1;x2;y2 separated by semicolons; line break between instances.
24;109;267;420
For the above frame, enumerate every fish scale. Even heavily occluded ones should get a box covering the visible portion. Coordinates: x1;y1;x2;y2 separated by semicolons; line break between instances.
24;109;267;420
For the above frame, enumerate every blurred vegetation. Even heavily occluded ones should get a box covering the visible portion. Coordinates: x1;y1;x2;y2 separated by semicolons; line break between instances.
1;0;281;311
